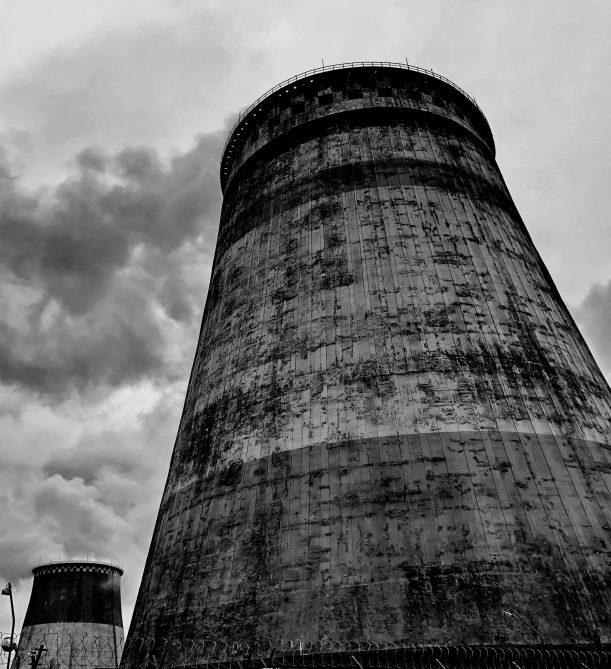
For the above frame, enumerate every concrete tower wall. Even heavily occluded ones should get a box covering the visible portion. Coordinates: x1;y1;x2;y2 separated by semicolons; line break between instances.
16;562;123;669
127;65;611;650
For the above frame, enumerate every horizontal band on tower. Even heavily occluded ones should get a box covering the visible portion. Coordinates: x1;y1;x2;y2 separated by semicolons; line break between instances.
222;105;495;197
220;64;494;192
218;157;516;263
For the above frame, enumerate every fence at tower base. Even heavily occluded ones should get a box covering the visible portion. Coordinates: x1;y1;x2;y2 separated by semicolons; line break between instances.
2;634;611;669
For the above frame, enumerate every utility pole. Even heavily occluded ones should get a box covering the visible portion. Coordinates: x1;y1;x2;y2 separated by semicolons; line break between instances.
2;583;15;669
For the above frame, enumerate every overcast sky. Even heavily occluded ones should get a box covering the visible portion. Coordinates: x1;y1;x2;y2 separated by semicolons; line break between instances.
1;0;610;637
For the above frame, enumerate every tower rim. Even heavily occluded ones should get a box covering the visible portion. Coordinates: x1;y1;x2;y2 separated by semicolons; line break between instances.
220;61;492;180
32;559;124;576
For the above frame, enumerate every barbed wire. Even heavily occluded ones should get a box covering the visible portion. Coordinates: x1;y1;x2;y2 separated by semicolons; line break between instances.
1;633;610;669
1;631;122;669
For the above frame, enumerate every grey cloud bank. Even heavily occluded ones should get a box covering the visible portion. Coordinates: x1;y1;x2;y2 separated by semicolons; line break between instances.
0;132;223;396
0;130;225;630
0;385;181;632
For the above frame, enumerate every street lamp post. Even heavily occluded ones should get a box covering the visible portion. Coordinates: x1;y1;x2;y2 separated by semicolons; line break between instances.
2;583;15;669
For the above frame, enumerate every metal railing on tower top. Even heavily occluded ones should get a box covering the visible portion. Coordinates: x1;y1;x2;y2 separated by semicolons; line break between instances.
33;559;123;570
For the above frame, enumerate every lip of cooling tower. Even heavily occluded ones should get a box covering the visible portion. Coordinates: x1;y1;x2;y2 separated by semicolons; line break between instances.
220;61;494;190
32;559;124;576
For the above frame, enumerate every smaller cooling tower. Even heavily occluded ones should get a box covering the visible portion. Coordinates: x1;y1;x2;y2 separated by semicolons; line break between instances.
15;561;123;669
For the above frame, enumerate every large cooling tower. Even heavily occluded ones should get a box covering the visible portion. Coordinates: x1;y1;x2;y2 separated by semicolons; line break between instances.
127;63;611;650
16;561;123;669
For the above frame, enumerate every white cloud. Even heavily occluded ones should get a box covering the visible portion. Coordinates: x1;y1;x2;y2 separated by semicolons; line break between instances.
0;383;183;631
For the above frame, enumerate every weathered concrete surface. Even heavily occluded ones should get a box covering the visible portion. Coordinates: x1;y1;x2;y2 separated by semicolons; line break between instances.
126;66;611;651
15;622;124;669
16;562;124;669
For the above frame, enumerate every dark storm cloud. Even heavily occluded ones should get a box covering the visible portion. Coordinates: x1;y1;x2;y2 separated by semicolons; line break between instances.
0;131;224;396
